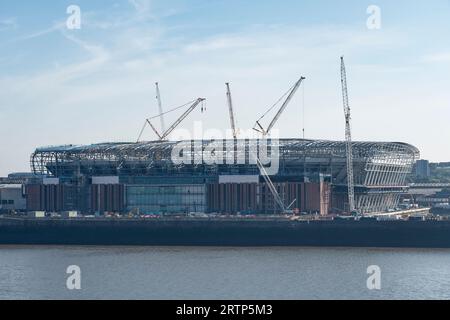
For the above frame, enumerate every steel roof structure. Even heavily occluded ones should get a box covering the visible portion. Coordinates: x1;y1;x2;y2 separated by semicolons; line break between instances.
31;139;419;214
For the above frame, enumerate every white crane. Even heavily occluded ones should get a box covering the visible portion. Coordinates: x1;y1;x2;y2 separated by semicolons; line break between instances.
340;56;356;214
256;157;286;212
225;83;238;140
255;156;296;214
137;98;206;142
155;82;166;132
253;77;305;136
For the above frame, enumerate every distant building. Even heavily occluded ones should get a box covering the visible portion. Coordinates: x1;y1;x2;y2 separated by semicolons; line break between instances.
417;188;450;208
0;184;26;212
0;172;42;185
416;160;430;179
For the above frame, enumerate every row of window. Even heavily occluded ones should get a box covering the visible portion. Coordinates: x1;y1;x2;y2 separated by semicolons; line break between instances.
127;192;206;205
125;204;207;214
1;200;14;205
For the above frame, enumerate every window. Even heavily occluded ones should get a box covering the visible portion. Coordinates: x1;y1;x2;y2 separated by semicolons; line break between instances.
8;200;14;205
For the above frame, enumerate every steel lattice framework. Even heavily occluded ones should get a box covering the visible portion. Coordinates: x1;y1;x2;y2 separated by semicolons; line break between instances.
31;139;419;213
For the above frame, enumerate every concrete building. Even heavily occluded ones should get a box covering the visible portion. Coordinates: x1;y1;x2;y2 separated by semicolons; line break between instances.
0;184;26;212
416;159;431;179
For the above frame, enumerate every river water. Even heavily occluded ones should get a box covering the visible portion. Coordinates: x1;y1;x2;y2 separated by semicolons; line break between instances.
0;246;449;299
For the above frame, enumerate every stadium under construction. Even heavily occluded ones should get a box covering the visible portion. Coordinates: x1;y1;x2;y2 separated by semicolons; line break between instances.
27;139;419;215
22;58;420;217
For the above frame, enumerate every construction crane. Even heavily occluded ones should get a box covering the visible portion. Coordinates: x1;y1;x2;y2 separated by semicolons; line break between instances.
155;82;166;132
255;156;296;214
225;83;237;140
340;56;356;214
253;77;305;136
137;98;205;142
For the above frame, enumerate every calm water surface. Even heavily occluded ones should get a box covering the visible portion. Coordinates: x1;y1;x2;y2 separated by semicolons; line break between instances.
0;246;449;299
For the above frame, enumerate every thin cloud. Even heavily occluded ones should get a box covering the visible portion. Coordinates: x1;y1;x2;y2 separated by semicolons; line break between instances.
14;21;64;42
34;31;110;84
128;0;153;18
0;17;17;31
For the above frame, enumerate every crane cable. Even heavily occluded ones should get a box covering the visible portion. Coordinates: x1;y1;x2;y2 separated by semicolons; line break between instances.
137;99;200;142
256;82;297;122
147;99;198;120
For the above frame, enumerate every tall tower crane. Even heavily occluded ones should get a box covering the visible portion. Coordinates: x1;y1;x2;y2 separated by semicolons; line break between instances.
253;77;305;137
225;83;238;140
340;56;356;214
155;82;166;132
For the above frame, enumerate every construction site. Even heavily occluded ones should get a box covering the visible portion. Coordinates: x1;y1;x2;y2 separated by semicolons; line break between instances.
24;58;419;216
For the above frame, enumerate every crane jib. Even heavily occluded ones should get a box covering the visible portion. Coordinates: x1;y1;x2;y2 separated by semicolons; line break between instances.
254;76;306;137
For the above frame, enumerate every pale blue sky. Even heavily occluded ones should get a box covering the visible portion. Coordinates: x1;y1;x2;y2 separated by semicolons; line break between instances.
1;0;450;175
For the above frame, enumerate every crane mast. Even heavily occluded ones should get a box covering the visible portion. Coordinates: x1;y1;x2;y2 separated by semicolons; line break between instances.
255;157;297;213
155;82;166;132
255;157;286;213
146;119;163;140
225;83;237;140
340;56;356;214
